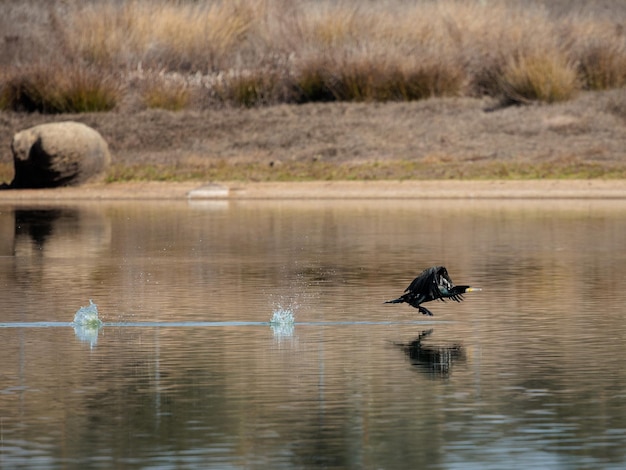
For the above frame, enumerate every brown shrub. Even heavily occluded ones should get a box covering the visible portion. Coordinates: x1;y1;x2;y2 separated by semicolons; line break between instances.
498;52;580;104
1;0;625;110
0;64;119;113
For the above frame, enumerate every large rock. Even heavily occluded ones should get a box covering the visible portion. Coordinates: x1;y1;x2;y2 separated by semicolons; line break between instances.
8;121;110;188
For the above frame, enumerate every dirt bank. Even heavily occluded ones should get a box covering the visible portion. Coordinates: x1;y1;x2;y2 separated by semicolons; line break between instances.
1;179;626;202
1;89;625;184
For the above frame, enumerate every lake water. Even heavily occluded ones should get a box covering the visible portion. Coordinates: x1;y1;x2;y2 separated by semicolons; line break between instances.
1;198;626;469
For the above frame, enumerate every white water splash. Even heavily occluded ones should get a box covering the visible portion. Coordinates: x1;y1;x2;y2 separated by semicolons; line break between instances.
72;300;103;348
270;305;296;339
270;307;295;325
72;299;103;328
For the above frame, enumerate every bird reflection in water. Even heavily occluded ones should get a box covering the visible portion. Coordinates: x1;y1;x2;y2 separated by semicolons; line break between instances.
396;329;465;378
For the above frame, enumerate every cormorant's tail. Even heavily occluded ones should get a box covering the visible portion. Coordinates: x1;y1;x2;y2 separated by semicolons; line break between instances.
384;297;404;304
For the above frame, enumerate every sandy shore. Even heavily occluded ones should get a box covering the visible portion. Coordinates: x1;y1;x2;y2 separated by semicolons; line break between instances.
0;179;625;201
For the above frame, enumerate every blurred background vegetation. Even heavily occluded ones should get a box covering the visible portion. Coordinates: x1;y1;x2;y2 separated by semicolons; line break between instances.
1;0;625;113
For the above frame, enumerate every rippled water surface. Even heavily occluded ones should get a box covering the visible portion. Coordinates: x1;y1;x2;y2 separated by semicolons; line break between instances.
1;198;626;469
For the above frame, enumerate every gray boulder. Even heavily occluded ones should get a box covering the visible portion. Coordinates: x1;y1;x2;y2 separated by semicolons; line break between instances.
7;121;110;188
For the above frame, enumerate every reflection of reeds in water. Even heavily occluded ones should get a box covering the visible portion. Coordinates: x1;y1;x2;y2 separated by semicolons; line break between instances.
396;330;465;378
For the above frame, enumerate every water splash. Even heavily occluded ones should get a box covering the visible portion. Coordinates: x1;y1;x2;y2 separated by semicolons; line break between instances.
270;307;295;325
72;300;103;348
269;305;296;339
72;299;103;328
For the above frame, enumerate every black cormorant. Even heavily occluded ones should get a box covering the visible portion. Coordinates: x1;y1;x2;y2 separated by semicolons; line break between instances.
385;266;479;316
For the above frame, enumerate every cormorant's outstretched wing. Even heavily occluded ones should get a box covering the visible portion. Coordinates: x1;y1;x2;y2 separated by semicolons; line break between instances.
405;266;444;301
445;286;469;302
387;265;480;314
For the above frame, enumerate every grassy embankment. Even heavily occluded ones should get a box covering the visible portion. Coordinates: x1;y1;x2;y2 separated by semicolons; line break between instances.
0;0;625;182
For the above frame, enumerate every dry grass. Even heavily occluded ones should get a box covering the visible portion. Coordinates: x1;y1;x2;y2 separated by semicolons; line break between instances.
140;76;191;111
499;52;579;104
0;64;120;113
214;68;295;106
0;0;625;110
294;52;465;102
63;1;255;72
578;43;626;90
1;86;625;184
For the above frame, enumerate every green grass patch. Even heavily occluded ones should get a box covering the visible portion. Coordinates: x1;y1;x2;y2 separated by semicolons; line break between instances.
105;159;626;183
6;159;623;187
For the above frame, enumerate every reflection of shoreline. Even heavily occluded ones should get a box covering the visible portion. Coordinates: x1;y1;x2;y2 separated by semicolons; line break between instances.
2;205;112;287
0;208;13;256
11;206;111;257
14;208;76;248
187;200;229;211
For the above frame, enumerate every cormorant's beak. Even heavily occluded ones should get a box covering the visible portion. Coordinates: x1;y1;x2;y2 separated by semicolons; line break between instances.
465;287;482;292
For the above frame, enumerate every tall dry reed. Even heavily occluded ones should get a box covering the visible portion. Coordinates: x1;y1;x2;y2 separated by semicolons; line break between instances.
63;1;256;72
0;64;119;113
1;0;624;111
